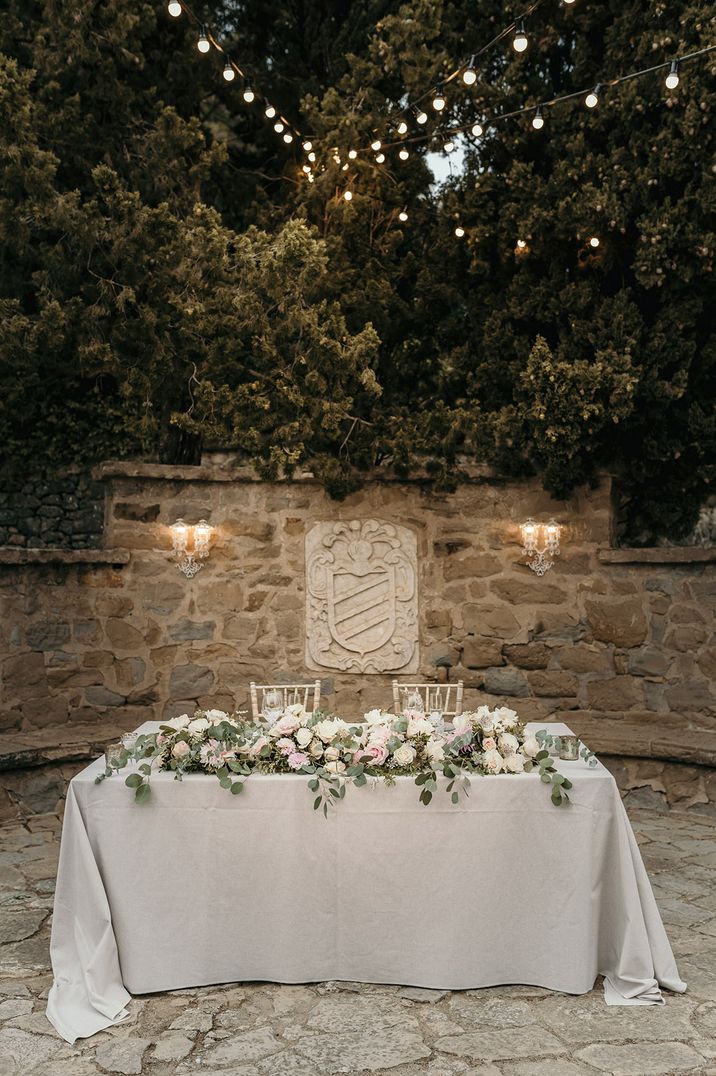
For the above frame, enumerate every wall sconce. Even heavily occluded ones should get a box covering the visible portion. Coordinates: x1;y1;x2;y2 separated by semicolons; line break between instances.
170;519;213;578
520;517;562;575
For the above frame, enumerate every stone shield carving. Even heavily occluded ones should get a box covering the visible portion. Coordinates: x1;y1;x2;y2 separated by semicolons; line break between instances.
305;520;418;673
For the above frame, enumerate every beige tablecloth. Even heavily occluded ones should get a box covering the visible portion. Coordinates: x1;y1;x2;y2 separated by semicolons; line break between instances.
46;723;685;1042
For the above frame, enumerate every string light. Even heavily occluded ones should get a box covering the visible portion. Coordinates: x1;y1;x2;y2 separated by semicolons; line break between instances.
585;84;601;108
588;236;600;248
242;84;255;103
665;60;680;89
397;120;409;135
463;56;477;85
332;153;341;164
342;162;349;170
398;146;410;160
302;140;313;152
471;122;483;137
443;138;455;152
308;151;316;162
302;164;311;173
516;238;527;250
416;108;428;125
375;152;385;163
343;190;353;201
222;60;235;82
283;132;293;143
399;209;409;222
455;226;465;238
274;120;285;133
197;26;210;52
532;107;544;130
563;0;576;4
513;21;528;53
264;104;276;118
167;0;182;16
348;149;358;159
371;139;382;152
432;88;446;111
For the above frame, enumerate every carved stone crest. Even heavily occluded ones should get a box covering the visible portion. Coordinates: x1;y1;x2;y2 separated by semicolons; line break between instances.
305;519;418;673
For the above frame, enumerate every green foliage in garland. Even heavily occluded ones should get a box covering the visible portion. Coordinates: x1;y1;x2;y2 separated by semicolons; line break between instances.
0;0;714;537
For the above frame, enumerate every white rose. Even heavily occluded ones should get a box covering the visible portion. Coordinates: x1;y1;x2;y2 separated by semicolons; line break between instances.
478;709;495;733
494;707;519;729
314;718;348;744
168;714;190;730
286;702;306;719
482;748;504;774
325;760;346;775
425;739;445;764
393;743;417;767
452;713;472;735
205;709;228;723
188;718;210;736
364;708;386;726
407;717;434;738
505;752;525;773
522;736;540;758
172;740;191;759
309;741;324;760
324;746;340;762
295;727;312;748
498;733;519;755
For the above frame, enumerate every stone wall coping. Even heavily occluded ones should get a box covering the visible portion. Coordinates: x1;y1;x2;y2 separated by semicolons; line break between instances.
0;548;130;566
93;459;503;485
598;547;716;564
566;716;716;768
0;720;131;771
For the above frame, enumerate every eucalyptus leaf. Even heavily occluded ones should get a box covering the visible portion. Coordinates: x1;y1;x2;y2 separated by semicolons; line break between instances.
135;782;151;804
125;773;142;788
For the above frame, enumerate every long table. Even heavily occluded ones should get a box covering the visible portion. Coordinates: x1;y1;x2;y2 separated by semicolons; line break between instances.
46;723;685;1042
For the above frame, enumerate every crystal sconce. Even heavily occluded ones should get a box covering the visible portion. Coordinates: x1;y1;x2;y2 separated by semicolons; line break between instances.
170;519;213;578
520;518;561;575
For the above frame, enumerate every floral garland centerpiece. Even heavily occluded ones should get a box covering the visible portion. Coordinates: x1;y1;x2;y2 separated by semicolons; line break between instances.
99;703;575;811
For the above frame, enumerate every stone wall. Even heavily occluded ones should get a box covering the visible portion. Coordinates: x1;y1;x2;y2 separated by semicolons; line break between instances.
0;464;714;739
0;469;104;549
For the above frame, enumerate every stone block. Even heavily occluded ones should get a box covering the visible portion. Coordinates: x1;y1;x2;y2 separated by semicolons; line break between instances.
531;612;585;644
94;594;134;617
462;605;521;639
668;603;706;624
82;650;114;669
482;666;530;697
443;553;502;581
20;695;69;726
502;643;550;669
114;658;146;691
168;619;215;642
433;538;471;557
25;622;70;651
85;685;126;708
223;615;260;645
113;502;160;523
490;578;567;605
424;607;452;630
142;581;186;615
148;645;179;669
245;590;268;611
73;619;100;643
697;648;716;680
586;676;642;711
584;598;648;648
169;663;214;699
528;671;578;697
2;652;47;702
462;636;504;669
628;647;670;677
665;680;715;713
77;567;125;588
664;625;708;652
105;618;144;650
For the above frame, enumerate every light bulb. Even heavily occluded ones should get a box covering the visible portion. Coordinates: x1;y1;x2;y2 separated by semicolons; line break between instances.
585;84;601;108
471;122;483;137
302;164;311;173
532;107;544;130
265;104;276;118
375;152;385;163
308;151;316;162
399;210;408;222
302;140;312;152
416;110;428;125
665;60;680;89
513;21;528;53
463;56;477;85
399;147;410;160
589;236;600;248
342;162;349;170
348;149;357;159
197;26;210;52
332;154;341;164
222;61;235;82
283;132;293;143
308;174;314;183
242;85;255;103
397;120;408;135
443;139;454;153
455;226;465;238
516;238;527;249
274;121;285;133
371;139;382;152
563;0;576;4
432;91;446;111
343;190;352;201
167;0;182;16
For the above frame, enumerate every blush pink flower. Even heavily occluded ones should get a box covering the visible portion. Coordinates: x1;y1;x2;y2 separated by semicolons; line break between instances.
358;744;388;766
276;737;296;756
287;751;308;770
482;736;497;752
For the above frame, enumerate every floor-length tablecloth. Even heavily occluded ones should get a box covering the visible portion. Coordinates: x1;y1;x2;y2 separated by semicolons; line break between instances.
46;723;685;1042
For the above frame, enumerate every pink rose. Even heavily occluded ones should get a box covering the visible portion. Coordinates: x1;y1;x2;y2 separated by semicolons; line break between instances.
369;726;392;746
359;744;388;766
249;735;269;758
482;737;497;752
287;751;308;770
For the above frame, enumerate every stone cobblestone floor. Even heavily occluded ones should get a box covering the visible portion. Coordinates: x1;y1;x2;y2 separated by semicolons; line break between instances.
1;808;716;1076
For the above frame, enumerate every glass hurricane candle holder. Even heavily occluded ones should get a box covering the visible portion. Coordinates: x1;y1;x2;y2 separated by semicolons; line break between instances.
105;742;125;769
559;735;579;761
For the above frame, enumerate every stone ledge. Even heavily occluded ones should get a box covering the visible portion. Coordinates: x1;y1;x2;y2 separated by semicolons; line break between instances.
598;547;716;564
0;548;130;566
93;459;499;484
566;715;716;768
0;721;128;771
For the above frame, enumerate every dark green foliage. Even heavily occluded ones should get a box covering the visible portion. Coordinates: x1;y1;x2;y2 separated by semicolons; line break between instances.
0;0;714;538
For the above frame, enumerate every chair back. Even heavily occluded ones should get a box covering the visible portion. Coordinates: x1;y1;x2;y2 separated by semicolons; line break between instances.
249;680;322;721
392;680;464;717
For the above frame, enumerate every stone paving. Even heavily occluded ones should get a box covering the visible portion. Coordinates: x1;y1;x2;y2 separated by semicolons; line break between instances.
1;808;716;1076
